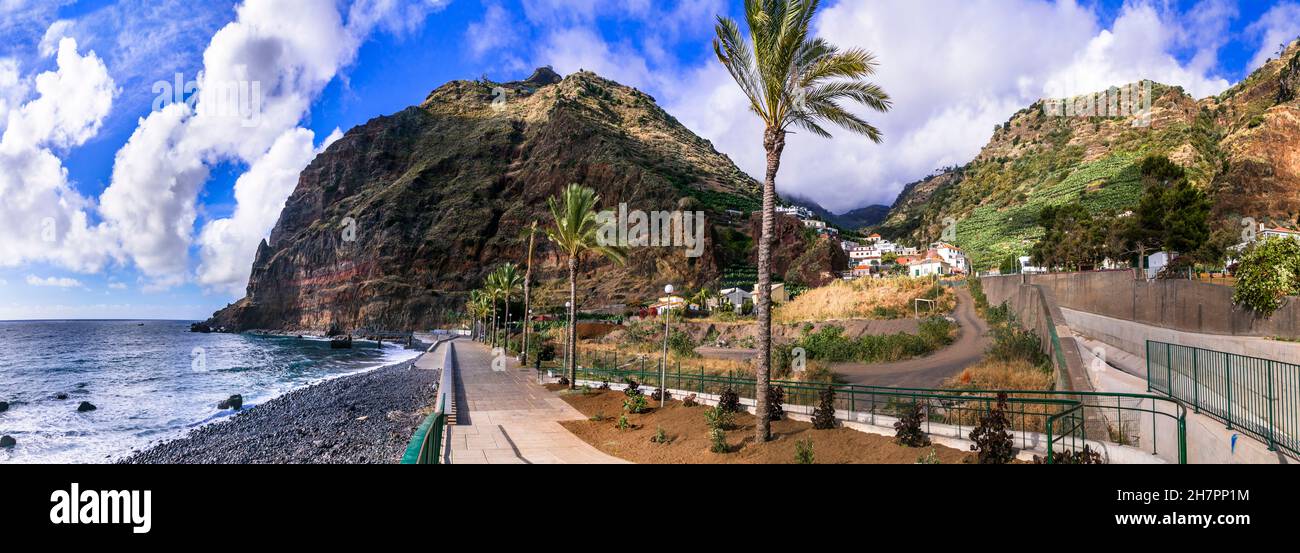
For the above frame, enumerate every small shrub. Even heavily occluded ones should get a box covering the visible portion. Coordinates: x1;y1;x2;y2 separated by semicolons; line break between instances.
795;438;815;464
623;393;648;414
557;376;570;386
616;414;630;430
650;427;669;444
811;386;838;430
969;393;1015;464
1034;445;1107;464
705;405;735;431
893;401;931;447
717;387;741;414
623;379;641;397
682;393;699;407
598;380;611;390
709;428;728;453
766;385;786;421
916;447;941;464
650;388;672;402
589;412;606;422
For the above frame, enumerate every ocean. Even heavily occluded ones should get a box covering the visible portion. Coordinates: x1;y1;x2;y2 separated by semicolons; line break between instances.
0;320;420;464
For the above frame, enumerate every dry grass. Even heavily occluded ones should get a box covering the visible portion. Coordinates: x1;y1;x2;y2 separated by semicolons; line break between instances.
774;277;954;323
947;359;1054;390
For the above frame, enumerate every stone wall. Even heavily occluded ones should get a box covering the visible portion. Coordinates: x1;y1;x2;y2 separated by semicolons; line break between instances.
986;271;1300;338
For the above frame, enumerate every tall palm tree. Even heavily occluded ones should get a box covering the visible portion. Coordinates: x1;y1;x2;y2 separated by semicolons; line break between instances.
467;289;488;341
490;263;524;354
546;183;627;389
714;0;891;441
483;274;503;347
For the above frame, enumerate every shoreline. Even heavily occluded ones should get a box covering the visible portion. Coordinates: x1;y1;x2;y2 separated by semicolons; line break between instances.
118;348;439;464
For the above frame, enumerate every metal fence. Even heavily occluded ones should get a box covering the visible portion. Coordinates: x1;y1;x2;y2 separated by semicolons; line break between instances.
1147;340;1299;456
559;349;1186;463
401;339;456;465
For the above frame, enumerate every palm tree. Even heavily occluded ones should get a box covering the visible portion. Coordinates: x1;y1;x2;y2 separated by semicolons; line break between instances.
520;222;539;364
546;183;627;389
489;263;524;354
483;274;503;347
467;289;489;341
714;0;891;441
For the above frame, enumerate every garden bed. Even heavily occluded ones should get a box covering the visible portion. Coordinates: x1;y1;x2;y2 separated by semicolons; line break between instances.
549;387;976;464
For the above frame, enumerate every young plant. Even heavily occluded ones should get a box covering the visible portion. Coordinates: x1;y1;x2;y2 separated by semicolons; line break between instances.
650;388;671;402
709;427;728;453
682;393;699;408
623;393;648;414
969;392;1015;464
795;438;815;464
811;386;838;430
916;447;941;465
717;387;741;414
616;414;631;431
766;385;785;421
589;411;606;422
1034;444;1106;464
893;401;931;448
704;405;735;431
650;427;669;444
623;379;641;397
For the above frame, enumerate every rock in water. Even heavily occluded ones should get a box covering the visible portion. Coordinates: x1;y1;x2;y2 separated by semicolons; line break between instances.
0;401;8;412
0;435;14;448
54;393;68;400
190;322;213;333
217;394;244;410
77;401;97;412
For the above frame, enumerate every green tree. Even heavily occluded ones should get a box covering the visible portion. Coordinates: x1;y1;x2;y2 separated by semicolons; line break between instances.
714;0;891;442
1233;238;1300;317
546;184;627;389
488;263;523;354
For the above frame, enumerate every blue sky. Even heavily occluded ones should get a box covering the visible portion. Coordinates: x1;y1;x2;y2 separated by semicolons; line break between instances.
1;0;1298;320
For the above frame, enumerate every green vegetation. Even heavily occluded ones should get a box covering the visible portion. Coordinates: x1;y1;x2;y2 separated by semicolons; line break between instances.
969;392;1015;464
1233;238;1300;317
785;319;955;366
795;438;815;464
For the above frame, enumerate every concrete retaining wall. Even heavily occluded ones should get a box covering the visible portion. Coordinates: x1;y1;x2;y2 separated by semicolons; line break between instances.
984;272;1300;337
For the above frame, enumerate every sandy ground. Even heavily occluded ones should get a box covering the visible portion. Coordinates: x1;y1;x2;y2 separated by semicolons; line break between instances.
555;388;975;464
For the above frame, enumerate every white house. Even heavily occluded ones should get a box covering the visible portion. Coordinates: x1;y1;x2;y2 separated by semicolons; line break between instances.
1018;256;1047;274
802;219;827;230
752;282;789;304
719;288;752;311
932;242;969;274
909;257;951;278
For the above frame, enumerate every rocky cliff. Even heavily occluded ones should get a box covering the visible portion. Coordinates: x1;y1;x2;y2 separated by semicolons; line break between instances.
207;68;829;332
876;38;1300;269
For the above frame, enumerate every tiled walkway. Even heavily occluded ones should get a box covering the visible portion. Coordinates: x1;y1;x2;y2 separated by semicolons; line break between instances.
446;340;626;464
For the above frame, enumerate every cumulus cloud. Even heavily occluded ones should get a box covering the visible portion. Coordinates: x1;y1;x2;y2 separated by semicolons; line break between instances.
1246;2;1300;70
96;0;445;293
26;274;83;288
0;37;116;273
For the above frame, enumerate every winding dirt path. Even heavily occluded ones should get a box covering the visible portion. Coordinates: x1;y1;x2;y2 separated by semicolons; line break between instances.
833;286;990;388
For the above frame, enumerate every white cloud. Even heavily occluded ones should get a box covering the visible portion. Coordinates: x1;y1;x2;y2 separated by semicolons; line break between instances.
467;1;519;59
108;282;127;290
26;274;83;288
0;37;116;273
196;127;342;294
97;0;445;293
1246;2;1300;70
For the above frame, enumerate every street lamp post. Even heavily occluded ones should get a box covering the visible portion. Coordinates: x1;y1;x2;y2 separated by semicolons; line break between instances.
660;284;674;407
563;301;572;381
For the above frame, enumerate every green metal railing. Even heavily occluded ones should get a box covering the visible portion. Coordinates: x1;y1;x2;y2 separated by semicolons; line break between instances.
401;412;447;464
401;338;455;465
1147;340;1298;456
558;349;1187;463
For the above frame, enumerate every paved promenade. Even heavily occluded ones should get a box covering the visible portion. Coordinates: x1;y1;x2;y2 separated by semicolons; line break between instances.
445;340;625;464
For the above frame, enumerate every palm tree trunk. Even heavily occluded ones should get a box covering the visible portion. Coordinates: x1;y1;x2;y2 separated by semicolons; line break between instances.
491;300;498;348
755;126;785;443
566;256;579;389
503;293;512;355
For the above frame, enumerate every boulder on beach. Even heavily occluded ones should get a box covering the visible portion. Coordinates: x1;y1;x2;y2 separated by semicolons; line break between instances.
77;401;97;412
0;435;14;448
217;394;244;410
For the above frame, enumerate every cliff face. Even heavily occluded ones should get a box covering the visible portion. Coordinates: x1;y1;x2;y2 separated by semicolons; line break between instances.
875;38;1300;269
207;68;814;332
